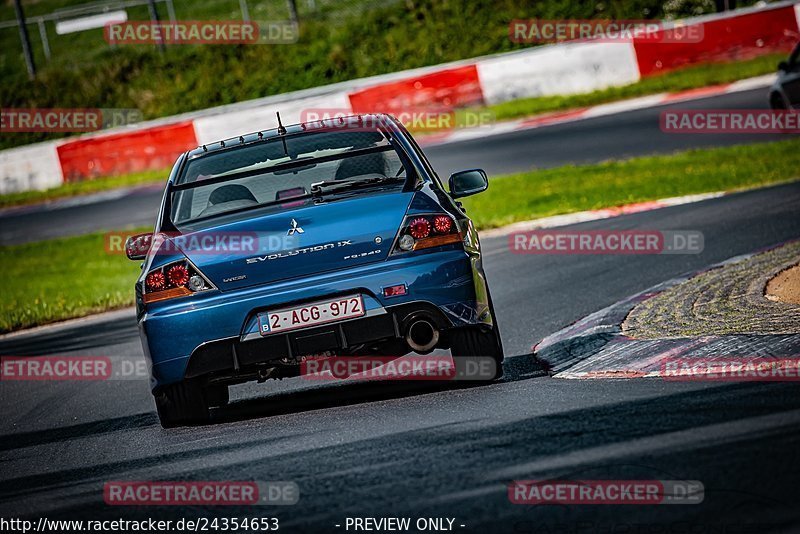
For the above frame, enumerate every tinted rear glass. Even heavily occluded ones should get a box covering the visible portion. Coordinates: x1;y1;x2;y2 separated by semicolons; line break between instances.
170;129;411;225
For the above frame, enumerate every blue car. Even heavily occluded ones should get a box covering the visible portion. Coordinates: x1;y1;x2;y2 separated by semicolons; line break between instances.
126;114;503;427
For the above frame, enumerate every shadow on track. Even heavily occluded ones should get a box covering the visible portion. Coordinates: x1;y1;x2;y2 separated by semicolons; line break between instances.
209;353;547;425
0;316;138;355
0;412;158;452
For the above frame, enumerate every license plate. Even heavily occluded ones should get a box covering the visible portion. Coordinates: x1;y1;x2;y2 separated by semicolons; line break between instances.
258;295;365;335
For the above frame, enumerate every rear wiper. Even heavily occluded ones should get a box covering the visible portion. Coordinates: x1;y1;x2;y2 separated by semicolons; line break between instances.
310;176;403;197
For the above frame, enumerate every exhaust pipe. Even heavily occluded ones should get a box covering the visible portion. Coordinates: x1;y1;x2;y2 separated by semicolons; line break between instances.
405;318;440;354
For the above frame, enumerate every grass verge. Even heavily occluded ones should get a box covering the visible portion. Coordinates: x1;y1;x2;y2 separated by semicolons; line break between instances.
0;229;146;334
2;139;798;333
0;168;168;209
462;138;800;229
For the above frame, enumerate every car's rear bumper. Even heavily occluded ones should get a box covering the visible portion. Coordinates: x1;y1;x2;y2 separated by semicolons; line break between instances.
139;248;492;390
182;300;455;384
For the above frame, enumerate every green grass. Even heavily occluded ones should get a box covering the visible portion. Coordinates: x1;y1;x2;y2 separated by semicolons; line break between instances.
0;229;147;333
462;139;800;229
2;138;798;333
484;53;784;122
0;168;168;209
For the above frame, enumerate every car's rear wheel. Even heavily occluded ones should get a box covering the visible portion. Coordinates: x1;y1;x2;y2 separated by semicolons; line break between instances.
450;326;504;381
154;379;210;428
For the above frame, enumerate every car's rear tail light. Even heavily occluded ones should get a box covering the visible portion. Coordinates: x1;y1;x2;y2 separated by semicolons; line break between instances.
433;215;453;234
412;233;462;251
142;259;214;304
167;264;189;287
393;214;461;254
145;271;166;291
409;218;431;239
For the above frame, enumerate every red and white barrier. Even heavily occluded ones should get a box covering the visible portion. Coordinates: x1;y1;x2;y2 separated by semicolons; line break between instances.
0;2;797;193
0;143;62;194
348;65;484;113
56;121;197;182
193;93;350;145
633;4;800;76
477;41;640;105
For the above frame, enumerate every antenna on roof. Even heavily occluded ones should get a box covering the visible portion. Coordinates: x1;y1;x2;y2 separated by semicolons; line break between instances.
276;111;289;157
276;111;287;135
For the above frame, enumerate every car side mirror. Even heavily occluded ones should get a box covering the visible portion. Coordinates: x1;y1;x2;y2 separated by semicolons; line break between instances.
125;233;153;261
448;169;488;199
778;61;790;71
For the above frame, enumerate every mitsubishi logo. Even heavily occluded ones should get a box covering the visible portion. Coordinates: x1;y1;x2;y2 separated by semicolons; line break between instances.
287;219;304;236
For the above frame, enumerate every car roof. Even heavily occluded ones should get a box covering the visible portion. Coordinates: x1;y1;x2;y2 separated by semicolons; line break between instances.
185;113;402;160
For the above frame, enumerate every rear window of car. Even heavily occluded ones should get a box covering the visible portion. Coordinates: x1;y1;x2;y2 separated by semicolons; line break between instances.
169;128;412;225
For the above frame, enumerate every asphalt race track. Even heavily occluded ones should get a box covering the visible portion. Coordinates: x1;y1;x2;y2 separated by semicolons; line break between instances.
2;175;800;531
0;87;789;246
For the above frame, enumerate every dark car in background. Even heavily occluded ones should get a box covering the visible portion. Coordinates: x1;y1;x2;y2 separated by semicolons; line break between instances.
770;41;800;109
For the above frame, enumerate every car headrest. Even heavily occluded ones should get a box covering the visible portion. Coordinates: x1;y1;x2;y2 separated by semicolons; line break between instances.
207;184;257;206
335;152;387;180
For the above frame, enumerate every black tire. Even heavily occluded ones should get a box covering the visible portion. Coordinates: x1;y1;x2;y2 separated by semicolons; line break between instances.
450;326;504;381
205;384;229;408
154;379;210;428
